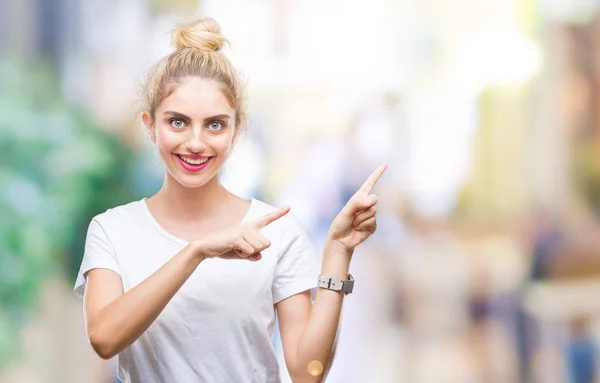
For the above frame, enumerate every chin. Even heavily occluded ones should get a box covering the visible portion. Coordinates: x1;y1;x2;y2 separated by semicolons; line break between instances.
173;174;213;189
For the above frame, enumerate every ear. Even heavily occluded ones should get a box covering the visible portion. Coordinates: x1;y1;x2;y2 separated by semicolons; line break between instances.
142;111;156;143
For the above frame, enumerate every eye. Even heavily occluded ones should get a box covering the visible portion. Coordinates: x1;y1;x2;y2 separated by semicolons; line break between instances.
170;119;186;129
208;121;223;131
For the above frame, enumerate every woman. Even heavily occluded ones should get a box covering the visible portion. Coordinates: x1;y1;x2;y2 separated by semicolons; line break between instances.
74;17;386;383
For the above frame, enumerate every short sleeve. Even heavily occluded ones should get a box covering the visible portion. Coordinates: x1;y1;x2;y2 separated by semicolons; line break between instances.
272;214;320;304
73;218;121;299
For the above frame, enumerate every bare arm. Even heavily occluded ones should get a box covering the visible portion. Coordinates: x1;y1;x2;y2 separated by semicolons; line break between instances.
276;240;351;383
277;164;387;382
84;242;204;359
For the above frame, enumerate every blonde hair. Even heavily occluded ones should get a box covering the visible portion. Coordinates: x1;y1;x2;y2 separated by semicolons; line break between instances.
143;17;247;136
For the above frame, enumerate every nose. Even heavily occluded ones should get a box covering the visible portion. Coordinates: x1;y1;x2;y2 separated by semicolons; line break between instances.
184;128;207;154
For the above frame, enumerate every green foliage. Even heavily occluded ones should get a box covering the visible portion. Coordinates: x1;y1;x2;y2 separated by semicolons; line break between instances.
0;59;141;366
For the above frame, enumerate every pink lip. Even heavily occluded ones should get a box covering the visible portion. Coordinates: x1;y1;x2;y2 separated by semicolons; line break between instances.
174;154;212;173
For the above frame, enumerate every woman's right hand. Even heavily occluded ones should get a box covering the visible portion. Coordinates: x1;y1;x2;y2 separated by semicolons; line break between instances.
194;205;291;262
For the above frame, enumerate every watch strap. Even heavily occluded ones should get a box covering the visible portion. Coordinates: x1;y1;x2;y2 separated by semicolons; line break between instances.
317;274;354;294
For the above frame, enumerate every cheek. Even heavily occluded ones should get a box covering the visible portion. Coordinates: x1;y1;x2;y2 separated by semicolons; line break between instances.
155;128;176;148
214;132;235;155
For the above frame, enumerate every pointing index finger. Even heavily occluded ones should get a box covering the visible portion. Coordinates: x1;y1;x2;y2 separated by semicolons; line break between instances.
358;164;387;195
252;205;291;229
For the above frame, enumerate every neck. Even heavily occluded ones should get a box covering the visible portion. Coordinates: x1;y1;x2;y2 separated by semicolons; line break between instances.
154;171;231;219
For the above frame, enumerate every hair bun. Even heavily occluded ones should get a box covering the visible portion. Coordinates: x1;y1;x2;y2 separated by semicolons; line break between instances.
172;17;228;52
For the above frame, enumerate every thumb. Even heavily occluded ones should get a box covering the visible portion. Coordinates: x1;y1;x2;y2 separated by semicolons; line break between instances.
345;194;379;216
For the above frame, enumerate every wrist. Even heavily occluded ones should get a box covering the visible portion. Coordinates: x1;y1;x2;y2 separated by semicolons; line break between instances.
324;238;354;258
189;240;207;262
321;239;352;278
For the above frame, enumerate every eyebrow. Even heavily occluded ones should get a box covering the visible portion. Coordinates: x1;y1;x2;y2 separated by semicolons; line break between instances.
163;111;231;123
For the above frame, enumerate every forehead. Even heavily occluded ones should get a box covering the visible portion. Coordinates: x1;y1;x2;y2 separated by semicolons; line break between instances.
158;77;234;117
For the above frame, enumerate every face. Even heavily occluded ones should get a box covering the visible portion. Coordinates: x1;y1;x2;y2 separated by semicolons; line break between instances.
143;77;237;189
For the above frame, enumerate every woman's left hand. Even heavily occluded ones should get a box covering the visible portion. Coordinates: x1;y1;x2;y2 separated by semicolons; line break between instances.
328;164;387;252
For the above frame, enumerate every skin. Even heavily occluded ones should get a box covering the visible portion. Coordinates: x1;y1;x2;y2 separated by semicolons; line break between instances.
83;76;386;383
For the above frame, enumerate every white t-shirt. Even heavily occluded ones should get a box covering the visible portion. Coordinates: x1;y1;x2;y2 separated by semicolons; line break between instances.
74;198;320;383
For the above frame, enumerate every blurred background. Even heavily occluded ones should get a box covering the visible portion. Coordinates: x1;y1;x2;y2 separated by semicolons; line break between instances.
2;0;600;382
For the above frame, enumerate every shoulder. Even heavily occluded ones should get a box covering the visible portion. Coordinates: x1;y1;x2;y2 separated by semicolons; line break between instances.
249;198;315;253
89;199;147;230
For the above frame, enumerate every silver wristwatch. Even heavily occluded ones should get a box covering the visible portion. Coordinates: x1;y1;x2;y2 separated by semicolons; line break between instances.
317;274;354;294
